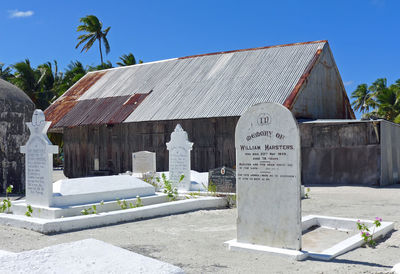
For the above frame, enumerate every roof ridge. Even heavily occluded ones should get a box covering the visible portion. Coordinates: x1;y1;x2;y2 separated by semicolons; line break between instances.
177;40;328;60
87;40;328;74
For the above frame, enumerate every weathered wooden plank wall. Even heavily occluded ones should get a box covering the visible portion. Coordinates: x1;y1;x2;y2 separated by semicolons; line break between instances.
63;117;239;178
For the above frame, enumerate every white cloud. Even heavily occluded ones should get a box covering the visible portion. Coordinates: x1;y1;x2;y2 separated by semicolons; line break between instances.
343;81;354;87
8;10;34;18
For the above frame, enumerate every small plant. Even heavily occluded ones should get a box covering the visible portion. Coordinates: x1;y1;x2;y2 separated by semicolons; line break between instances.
356;217;382;247
117;196;143;210
143;174;161;191
0;199;11;214
81;208;92;215
207;180;217;196
25;204;33;217
6;185;13;195
117;199;129;210
81;202;102;215
201;181;217;197
92;205;97;214
0;185;13;213
134;196;143;208
304;187;310;199
161;173;183;201
81;205;96;215
226;194;237;208
185;191;201;199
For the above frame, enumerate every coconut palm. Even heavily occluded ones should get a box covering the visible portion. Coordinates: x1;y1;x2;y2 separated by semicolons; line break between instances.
12;59;60;110
116;53;143;66
352;78;400;123
88;61;113;71
12;59;41;105
0;63;13;81
75;15;111;67
351;84;376;113
375;84;400;122
57;61;87;96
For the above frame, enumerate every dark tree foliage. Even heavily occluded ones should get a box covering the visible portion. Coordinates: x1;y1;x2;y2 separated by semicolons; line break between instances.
351;78;400;123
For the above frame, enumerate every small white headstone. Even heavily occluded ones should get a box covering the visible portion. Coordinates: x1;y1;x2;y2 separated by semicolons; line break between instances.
132;151;156;174
235;102;301;250
20;109;58;207
166;124;193;190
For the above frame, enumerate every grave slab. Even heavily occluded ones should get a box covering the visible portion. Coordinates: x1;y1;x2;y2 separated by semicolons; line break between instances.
0;238;184;274
226;215;394;261
167;124;193;190
302;215;394;261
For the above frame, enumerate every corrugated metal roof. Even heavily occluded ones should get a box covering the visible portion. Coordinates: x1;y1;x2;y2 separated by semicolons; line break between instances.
45;72;107;127
46;40;327;128
53;93;149;127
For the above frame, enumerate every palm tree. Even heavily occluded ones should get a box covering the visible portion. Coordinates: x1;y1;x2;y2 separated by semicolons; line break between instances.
353;78;400;123
75;15;111;67
12;59;60;110
351;84;376;113
0;63;13;81
12;59;41;105
58;61;87;95
88;61;113;71
375;84;400;122
37;61;64;103
116;53;143;66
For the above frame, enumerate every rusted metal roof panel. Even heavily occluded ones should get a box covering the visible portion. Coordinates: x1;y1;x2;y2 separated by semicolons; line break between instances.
44;100;77;128
44;71;107;127
46;40;329;127
53;93;149;128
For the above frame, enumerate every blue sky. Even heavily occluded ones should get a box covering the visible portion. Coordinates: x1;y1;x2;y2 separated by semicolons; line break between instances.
1;0;398;118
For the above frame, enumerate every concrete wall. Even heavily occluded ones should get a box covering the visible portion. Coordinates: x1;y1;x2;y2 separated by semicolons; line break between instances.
380;121;400;186
300;121;381;185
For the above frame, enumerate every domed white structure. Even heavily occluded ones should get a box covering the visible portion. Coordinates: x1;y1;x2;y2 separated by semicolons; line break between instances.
0;79;35;193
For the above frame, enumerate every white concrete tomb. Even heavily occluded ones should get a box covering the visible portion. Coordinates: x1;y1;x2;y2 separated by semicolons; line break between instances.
166;124;193;190
234;102;302;250
20;109;58;207
51;175;156;207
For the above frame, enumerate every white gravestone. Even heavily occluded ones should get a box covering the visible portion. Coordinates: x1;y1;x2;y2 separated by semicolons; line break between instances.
20;110;58;207
166;124;193;190
235;102;301;250
132;151;156;174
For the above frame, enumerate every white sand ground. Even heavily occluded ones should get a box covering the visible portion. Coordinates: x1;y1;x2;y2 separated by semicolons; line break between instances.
1;170;399;273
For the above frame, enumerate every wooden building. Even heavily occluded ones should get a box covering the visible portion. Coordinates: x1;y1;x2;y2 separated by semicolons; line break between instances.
45;40;354;178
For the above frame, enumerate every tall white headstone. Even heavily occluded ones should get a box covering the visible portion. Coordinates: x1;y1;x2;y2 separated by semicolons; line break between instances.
132;151;156;174
20;110;58;207
235;102;301;250
166;124;193;190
